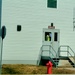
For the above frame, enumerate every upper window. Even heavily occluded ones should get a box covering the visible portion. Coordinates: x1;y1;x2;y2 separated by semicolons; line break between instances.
47;0;57;8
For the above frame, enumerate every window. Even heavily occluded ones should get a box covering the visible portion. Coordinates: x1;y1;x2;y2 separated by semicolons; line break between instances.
45;32;52;41
47;0;57;8
17;25;21;31
54;32;58;41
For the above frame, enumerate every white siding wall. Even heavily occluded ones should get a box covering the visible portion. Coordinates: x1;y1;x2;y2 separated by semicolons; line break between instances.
1;0;75;64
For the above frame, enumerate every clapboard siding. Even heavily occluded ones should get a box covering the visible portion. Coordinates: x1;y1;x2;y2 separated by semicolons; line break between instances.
1;0;75;64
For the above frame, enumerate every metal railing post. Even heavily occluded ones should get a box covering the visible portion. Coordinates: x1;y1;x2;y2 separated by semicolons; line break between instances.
49;46;50;57
58;47;60;57
67;46;69;57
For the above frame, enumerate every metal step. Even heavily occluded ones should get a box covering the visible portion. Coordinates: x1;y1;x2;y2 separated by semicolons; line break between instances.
52;58;59;65
67;57;75;67
59;56;69;60
41;56;50;60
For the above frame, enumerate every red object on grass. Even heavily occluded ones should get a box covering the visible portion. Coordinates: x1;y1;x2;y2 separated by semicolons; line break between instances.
46;61;53;74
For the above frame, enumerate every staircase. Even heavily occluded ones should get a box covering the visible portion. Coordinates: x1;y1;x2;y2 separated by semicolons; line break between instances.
59;56;75;67
37;45;59;67
41;56;59;67
37;45;75;67
59;45;75;67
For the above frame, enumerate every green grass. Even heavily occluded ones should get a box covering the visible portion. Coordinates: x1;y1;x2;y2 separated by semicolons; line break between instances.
1;64;75;74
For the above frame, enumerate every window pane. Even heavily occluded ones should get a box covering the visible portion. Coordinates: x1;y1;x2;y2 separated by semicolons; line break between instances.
45;32;52;41
47;0;57;8
54;32;58;41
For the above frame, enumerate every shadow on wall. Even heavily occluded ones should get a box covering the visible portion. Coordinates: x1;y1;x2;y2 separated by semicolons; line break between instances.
1;26;6;40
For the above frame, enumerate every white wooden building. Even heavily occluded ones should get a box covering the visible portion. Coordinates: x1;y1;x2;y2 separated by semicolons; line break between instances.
1;0;75;65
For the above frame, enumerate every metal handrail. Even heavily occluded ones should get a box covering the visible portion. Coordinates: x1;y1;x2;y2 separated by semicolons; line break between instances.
68;46;75;66
37;47;43;65
59;45;75;56
59;45;75;53
42;49;55;57
68;46;75;54
41;45;57;67
68;52;73;57
41;45;58;57
50;45;57;55
59;45;75;66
